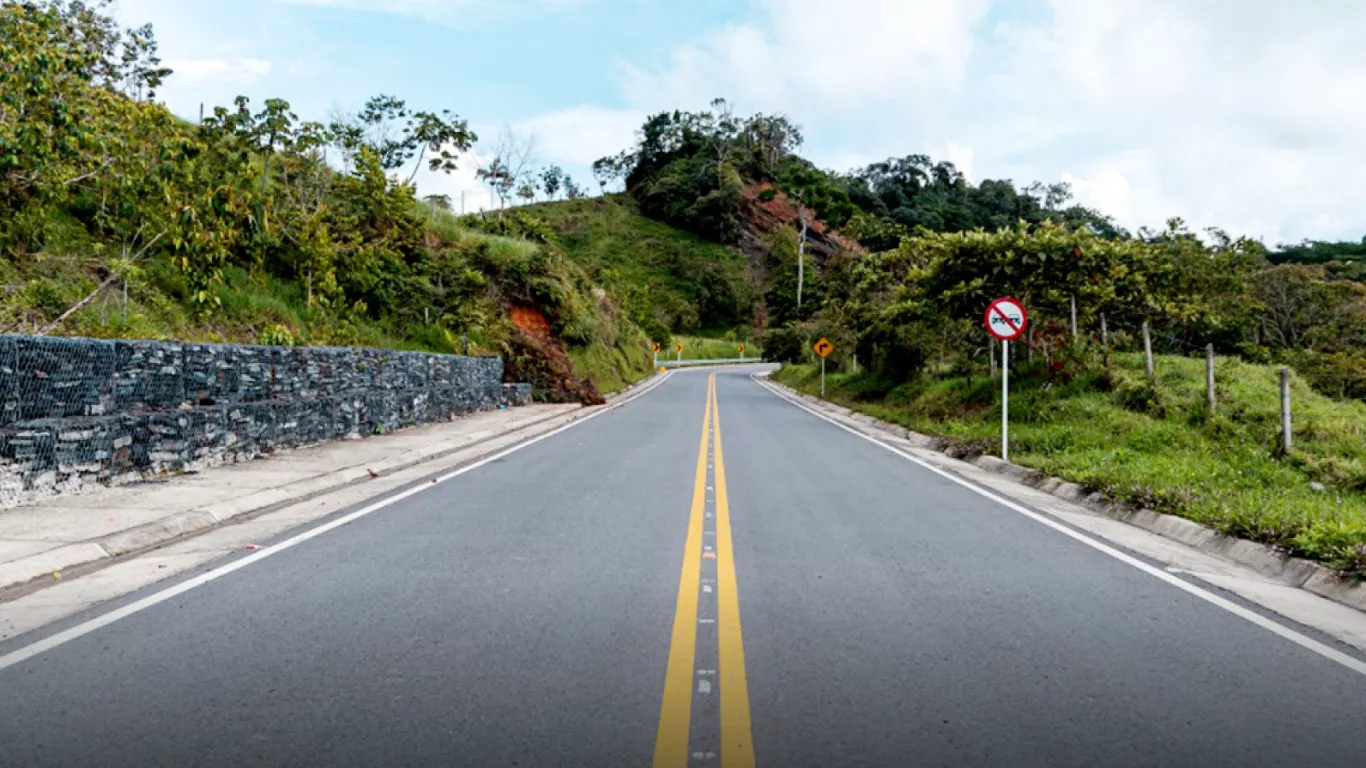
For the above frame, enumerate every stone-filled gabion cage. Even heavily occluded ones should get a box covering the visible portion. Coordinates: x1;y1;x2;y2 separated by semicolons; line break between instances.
0;335;530;510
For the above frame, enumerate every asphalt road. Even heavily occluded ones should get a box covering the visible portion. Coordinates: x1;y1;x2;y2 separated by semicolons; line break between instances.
2;368;1366;767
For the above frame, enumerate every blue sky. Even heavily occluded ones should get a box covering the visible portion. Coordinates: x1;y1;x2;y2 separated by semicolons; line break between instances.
117;0;1366;244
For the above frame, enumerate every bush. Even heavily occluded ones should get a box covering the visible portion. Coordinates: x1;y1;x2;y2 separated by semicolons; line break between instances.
1102;367;1165;416
760;325;806;363
258;324;297;347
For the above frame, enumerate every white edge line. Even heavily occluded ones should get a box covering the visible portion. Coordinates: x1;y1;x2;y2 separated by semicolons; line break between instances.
0;371;675;673
750;372;1366;678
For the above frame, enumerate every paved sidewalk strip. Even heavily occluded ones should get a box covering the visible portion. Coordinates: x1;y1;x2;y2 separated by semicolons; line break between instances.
0;403;581;593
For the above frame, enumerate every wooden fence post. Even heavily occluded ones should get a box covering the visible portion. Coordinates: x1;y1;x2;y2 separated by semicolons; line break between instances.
1280;366;1293;454
1142;321;1154;381
1100;313;1109;367
1205;344;1215;410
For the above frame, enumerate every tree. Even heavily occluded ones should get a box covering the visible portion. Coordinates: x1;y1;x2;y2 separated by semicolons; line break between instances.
423;194;452;211
422;193;451;223
405;109;476;183
591;152;631;194
562;174;584;200
328;96;476;183
476;159;513;214
540;165;564;201
118;22;170;101
254;97;297;197
478;127;539;216
739;112;803;175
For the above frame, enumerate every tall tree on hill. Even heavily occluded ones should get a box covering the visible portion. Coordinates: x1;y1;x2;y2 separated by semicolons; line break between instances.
119;23;171;101
329;95;475;184
562;174;584;200
540;165;564;201
478;127;539;217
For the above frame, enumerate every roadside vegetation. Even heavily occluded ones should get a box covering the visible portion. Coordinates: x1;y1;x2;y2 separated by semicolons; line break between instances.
530;195;752;342
776;352;1366;575
0;1;648;401
671;335;758;362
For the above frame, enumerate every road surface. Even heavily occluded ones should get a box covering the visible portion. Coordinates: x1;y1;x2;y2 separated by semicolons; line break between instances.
2;369;1365;767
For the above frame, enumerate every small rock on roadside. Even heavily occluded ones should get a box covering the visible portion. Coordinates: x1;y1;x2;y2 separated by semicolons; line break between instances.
1310;481;1327;493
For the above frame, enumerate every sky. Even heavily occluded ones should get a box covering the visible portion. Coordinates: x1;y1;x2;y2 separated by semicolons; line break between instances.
111;0;1366;245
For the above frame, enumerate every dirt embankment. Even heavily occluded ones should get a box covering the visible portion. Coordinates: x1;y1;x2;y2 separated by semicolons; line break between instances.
737;182;861;268
502;305;605;406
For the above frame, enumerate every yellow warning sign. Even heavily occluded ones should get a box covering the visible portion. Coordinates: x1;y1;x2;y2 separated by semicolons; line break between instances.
813;338;834;358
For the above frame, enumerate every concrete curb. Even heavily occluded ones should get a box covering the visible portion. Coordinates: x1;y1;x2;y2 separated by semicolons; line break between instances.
756;373;1366;616
0;372;674;593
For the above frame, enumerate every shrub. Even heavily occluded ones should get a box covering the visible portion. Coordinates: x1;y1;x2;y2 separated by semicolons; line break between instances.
760;325;806;363
258;324;297;347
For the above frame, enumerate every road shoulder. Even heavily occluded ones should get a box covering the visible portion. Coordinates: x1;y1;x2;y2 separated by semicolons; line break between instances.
753;371;1366;655
0;372;670;642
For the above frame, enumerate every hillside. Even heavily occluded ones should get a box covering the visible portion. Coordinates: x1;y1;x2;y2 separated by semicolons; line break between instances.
530;195;753;339
0;2;649;402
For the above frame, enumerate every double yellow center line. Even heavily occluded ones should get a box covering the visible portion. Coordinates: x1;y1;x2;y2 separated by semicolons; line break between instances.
654;373;755;767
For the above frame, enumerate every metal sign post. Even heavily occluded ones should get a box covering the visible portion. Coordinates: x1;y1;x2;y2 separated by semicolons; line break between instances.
652;342;660;370
675;343;682;363
813;338;834;398
984;298;1028;462
1002;340;1009;461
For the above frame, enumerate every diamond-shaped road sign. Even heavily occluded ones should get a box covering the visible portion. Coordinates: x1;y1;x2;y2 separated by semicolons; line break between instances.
813;338;834;358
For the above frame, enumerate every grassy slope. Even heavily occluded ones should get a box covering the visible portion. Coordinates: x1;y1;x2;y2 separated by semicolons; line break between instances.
532;195;751;334
569;341;652;394
671;335;760;361
775;353;1366;574
10;211;650;394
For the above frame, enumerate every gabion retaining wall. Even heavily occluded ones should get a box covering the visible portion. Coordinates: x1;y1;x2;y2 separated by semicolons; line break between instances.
0;335;514;509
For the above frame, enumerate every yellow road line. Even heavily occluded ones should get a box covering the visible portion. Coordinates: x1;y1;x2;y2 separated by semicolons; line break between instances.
711;374;756;767
653;375;713;768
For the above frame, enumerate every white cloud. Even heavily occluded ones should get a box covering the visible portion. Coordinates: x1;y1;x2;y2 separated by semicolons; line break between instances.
513;0;992;184
978;0;1366;243
618;0;991;122
516;0;1366;243
280;0;584;26
164;58;273;84
944;142;975;183
514;107;644;167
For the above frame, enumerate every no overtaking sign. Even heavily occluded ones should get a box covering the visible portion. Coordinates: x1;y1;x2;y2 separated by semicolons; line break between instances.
985;297;1028;341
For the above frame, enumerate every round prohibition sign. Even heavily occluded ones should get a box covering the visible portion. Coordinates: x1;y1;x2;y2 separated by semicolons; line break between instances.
985;297;1028;341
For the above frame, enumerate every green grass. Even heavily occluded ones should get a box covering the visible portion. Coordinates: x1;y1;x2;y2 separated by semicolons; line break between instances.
667;334;760;362
425;209;542;262
533;195;751;334
775;352;1366;575
570;340;653;394
7;200;656;400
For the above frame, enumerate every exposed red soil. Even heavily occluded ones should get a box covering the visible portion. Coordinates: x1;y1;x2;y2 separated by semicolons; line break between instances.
741;182;862;256
509;304;554;343
503;305;605;406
